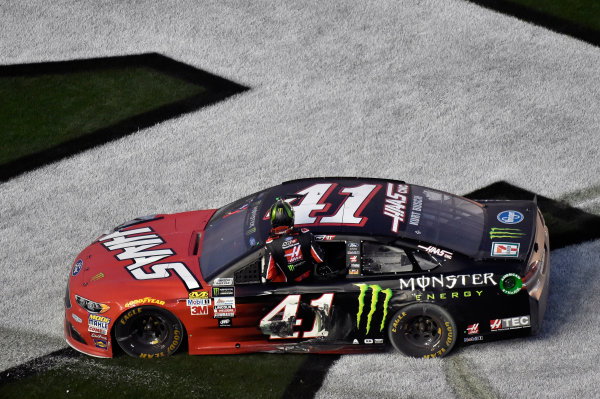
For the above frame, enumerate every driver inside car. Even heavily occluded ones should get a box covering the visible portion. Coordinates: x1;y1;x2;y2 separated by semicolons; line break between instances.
263;199;331;283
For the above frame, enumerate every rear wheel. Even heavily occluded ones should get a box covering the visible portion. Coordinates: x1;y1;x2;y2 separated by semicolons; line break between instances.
388;303;457;358
115;306;183;358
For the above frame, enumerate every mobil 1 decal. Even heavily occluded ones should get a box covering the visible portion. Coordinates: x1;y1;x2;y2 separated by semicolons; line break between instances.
98;227;200;290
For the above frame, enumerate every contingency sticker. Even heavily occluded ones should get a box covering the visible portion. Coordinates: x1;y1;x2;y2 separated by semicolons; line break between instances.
491;242;520;257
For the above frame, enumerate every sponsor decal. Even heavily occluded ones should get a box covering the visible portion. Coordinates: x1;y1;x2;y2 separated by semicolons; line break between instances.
499;273;523;295
245;205;259;236
213;296;236;318
315;235;336;241
415;290;483;301
188;299;210;316
354;284;392;334
282;238;299;249
91;333;106;339
409;195;422;226
491;242;520;257
497;210;524;224
349;269;359;275
72;259;83;277
364;339;374;344
383;183;410;233
214;297;235;307
489;227;525;239
218;318;232;327
90;272;104;281
353;339;359;344
417;245;453;260
94;338;108;350
374;338;384;344
125;297;166;308
212;287;234;297
466;323;479;335
347;250;360;255
88;314;111;335
399;273;497;291
490;316;530;331
213;278;234;286
189;291;209;299
348;242;359;248
98;227;200;290
71;313;82;323
284;246;303;263
349;255;358;263
464;336;483;343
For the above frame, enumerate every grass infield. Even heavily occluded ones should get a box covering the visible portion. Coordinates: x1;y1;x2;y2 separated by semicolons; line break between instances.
507;0;600;31
0;67;205;166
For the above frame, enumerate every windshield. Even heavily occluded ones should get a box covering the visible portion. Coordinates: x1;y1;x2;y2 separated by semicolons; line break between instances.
199;191;269;280
403;186;484;256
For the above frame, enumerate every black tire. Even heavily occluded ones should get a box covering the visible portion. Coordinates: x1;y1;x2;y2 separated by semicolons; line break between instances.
388;303;457;358
115;306;184;358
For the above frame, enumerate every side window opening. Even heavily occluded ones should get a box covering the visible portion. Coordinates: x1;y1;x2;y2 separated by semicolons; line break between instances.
411;251;441;271
362;242;413;274
234;259;262;284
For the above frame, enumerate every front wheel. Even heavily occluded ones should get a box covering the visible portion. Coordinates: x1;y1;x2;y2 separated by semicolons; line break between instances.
115;306;184;358
388;303;457;358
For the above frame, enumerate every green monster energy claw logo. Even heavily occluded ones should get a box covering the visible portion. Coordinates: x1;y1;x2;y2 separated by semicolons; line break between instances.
490;227;525;239
354;284;392;334
288;264;295;271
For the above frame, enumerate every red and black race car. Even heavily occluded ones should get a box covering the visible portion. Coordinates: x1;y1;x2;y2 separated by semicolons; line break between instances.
64;177;550;359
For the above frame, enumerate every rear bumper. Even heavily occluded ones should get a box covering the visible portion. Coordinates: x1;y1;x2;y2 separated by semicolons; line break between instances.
528;218;550;336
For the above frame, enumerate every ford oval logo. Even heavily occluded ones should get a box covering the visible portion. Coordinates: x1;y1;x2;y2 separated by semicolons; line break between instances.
72;259;83;276
497;210;524;225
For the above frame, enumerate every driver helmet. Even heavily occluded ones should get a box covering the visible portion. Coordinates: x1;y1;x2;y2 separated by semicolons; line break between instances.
269;199;294;234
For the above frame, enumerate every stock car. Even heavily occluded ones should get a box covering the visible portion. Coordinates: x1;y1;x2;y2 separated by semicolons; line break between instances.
64;177;550;359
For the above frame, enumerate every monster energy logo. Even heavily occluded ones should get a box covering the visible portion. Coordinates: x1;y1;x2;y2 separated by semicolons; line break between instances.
490;227;525;239
288;264;295;271
354;284;392;334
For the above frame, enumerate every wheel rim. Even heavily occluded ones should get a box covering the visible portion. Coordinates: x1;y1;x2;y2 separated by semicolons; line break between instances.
124;312;171;349
403;315;441;349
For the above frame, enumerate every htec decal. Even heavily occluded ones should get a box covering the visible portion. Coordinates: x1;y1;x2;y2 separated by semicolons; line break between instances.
98;227;200;290
490;316;530;331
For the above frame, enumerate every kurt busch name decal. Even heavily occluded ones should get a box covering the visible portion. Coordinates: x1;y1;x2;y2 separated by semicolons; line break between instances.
98;227;200;290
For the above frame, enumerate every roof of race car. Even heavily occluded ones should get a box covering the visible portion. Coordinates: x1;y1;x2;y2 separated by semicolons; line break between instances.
212;177;487;256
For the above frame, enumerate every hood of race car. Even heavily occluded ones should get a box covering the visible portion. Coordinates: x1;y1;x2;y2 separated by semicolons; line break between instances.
68;209;216;302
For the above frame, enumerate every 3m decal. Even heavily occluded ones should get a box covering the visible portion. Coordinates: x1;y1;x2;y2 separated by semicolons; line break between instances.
399;273;497;290
383;183;409;233
497;210;524;224
499;273;523;295
491;242;520;257
260;293;334;339
490;316;530;331
489;227;525;239
354;284;392;334
293;183;381;226
72;259;83;277
417;245;453;260
98;227;200;290
187;298;210;316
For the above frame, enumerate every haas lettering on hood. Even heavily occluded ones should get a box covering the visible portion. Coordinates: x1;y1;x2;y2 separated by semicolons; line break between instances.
98;227;200;290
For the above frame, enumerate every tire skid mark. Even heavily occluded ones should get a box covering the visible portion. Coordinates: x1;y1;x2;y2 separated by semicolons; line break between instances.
444;355;500;399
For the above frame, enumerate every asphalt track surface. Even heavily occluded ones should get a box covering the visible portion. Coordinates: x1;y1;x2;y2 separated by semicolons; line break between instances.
1;0;600;398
